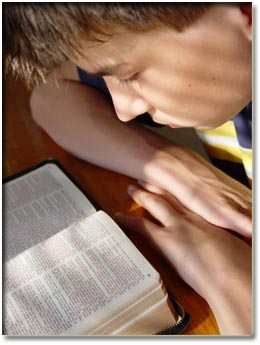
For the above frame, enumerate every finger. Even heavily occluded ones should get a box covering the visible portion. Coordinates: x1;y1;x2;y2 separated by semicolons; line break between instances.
234;202;252;235
225;209;252;238
197;199;252;238
137;180;187;215
137;180;165;195
128;185;178;227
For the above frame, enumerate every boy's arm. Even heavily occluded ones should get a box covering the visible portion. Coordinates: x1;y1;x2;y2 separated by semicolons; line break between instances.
30;62;252;238
30;62;162;178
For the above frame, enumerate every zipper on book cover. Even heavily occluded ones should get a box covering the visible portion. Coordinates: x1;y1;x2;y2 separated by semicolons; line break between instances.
154;292;191;335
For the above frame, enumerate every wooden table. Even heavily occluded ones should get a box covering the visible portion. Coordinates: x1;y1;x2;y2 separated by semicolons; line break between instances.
3;74;220;335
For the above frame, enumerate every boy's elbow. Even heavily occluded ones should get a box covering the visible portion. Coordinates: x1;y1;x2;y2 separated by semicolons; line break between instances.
30;86;46;126
30;87;42;126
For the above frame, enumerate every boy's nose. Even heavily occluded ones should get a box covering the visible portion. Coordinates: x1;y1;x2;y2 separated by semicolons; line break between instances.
115;97;153;122
104;76;153;122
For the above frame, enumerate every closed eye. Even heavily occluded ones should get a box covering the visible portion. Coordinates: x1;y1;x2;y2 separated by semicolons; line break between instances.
117;73;138;86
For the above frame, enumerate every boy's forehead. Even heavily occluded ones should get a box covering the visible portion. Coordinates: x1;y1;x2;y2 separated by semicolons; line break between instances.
76;32;139;75
76;52;129;76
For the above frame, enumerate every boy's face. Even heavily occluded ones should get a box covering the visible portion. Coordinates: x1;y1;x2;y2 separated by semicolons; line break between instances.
75;5;252;129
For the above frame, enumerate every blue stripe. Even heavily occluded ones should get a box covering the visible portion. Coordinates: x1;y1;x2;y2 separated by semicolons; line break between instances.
233;102;252;149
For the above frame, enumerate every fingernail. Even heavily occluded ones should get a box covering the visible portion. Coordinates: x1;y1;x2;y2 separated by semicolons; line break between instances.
127;184;138;195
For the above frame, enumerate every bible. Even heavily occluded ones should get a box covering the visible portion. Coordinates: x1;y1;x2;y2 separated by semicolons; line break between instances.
3;160;190;336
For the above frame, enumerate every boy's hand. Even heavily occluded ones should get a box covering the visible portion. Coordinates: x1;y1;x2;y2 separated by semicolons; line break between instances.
143;145;252;239
115;184;252;335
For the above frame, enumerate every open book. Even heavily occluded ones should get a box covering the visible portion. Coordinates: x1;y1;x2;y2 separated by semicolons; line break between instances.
3;160;190;336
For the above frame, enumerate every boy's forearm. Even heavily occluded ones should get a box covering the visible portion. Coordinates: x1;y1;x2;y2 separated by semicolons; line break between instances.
30;78;176;179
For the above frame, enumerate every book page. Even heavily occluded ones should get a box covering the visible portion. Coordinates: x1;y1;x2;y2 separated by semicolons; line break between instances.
3;211;159;336
3;162;96;261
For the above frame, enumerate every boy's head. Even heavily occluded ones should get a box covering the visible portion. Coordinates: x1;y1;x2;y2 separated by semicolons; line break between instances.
4;3;252;129
3;3;208;84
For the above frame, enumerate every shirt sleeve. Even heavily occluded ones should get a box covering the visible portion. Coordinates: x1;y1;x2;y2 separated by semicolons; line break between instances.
77;67;110;95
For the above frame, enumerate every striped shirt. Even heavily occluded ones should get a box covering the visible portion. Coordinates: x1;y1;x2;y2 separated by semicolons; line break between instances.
197;103;252;187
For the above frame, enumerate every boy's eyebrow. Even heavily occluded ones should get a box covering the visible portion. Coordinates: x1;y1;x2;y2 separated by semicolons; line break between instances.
88;62;128;77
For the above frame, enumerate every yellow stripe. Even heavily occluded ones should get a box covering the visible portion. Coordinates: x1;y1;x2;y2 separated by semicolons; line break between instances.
202;143;243;163
198;121;237;138
198;121;252;183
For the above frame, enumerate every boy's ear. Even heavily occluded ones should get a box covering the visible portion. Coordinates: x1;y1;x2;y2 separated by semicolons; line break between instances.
240;3;252;40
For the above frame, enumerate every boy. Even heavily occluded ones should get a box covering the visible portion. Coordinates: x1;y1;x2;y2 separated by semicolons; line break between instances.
4;3;252;237
3;3;252;334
